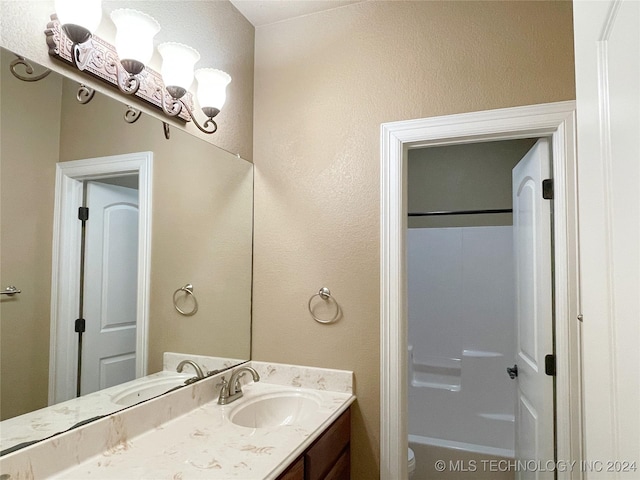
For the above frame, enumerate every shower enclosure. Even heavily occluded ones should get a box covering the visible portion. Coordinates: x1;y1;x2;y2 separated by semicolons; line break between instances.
407;224;516;458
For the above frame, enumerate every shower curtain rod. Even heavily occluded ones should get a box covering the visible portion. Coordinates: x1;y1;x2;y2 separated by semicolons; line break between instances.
408;208;512;217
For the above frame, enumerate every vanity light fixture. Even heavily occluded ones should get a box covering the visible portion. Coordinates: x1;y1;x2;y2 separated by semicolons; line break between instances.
54;0;102;45
45;0;231;134
158;43;231;134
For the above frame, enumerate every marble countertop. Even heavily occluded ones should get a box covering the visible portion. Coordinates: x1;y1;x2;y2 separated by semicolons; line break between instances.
0;361;355;479
0;353;242;454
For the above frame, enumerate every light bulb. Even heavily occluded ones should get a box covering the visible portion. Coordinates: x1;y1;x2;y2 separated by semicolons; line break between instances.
158;42;200;99
195;68;231;117
55;0;103;44
110;9;160;75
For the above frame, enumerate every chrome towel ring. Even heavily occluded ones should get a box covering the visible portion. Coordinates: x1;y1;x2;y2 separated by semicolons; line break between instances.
308;287;341;324
173;284;198;316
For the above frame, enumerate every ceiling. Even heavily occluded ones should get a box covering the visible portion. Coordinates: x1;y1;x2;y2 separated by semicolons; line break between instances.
229;0;365;27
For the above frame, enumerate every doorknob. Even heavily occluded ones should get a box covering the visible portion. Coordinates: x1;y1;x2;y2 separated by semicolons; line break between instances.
507;364;518;379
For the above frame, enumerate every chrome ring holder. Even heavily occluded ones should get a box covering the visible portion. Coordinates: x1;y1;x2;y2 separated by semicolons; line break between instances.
308;287;341;324
173;284;198;316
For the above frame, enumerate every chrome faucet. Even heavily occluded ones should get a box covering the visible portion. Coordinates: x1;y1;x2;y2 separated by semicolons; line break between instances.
176;360;205;381
217;366;260;405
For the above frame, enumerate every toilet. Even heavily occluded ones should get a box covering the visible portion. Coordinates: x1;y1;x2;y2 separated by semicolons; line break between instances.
408;447;416;479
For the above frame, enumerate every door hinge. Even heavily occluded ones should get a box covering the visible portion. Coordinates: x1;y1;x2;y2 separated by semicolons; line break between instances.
74;318;86;333
542;179;554;200
78;207;89;222
545;354;556;376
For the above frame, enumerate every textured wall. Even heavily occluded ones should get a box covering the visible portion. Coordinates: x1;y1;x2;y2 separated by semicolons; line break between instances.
0;1;255;160
408;139;536;228
0;49;62;419
251;2;575;477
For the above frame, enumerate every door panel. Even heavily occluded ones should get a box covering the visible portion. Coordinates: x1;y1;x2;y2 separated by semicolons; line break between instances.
100;353;136;391
574;0;640;469
512;139;554;479
81;181;139;395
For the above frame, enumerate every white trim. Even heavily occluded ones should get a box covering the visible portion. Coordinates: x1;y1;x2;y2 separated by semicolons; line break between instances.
48;152;153;404
380;101;582;480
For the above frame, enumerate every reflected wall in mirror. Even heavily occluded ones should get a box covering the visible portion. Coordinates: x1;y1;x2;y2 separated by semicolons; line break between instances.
0;47;253;441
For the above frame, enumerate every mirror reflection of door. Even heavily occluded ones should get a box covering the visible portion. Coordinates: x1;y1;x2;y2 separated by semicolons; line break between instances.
79;178;139;396
49;154;151;406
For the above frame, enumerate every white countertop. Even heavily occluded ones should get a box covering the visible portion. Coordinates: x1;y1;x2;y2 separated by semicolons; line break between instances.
0;353;242;454
0;361;355;479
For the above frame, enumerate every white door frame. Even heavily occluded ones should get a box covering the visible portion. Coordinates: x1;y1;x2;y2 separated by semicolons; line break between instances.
48;152;153;405
380;101;582;479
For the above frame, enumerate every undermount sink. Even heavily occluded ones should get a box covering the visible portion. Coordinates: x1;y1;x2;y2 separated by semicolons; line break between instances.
111;374;193;406
228;391;322;428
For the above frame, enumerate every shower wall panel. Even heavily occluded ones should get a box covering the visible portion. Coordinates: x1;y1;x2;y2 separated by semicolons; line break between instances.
407;226;516;454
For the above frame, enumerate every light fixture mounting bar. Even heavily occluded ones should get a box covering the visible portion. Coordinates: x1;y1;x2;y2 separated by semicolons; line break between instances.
44;14;192;122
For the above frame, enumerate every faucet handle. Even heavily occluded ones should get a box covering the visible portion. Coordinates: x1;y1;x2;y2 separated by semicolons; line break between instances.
216;376;228;389
216;376;232;405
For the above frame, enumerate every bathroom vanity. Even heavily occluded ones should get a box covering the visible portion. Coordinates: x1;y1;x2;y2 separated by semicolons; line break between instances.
277;409;350;480
0;361;355;479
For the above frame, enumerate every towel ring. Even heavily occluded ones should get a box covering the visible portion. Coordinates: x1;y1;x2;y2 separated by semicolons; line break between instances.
173;284;198;316
308;287;341;324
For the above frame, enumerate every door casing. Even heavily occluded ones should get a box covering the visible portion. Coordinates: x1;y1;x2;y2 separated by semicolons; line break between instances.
48;152;153;405
380;101;582;479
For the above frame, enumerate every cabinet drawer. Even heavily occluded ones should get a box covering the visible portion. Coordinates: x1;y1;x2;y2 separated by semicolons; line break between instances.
304;409;351;480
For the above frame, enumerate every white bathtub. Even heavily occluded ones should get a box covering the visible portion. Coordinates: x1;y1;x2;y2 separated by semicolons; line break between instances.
409;434;516;480
409;433;514;459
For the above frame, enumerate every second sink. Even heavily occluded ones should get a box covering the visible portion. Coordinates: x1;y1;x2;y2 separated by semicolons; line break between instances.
112;374;193;406
228;391;321;428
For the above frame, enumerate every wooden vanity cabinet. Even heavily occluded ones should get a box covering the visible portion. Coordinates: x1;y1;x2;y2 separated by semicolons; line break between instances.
277;408;351;480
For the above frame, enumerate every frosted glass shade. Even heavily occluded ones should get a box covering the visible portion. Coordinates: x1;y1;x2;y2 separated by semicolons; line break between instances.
55;0;102;42
110;9;160;71
195;69;231;111
158;42;200;97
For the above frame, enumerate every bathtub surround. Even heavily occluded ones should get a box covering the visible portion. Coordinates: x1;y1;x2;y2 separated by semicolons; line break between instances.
408;226;516;456
0;361;355;479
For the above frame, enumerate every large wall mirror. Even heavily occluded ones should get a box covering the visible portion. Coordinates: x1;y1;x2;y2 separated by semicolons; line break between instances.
0;47;253;452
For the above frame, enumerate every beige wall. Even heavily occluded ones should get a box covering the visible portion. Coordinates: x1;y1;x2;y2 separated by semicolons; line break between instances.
408;139;537;228
0;49;62;419
251;2;575;478
58;78;253;374
0;1;255;160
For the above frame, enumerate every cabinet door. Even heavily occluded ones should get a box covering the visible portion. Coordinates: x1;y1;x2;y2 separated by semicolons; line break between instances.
323;449;350;480
305;410;351;480
278;456;304;480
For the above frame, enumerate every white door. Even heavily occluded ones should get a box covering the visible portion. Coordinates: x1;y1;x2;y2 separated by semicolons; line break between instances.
81;181;139;395
512;139;554;479
573;0;640;469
